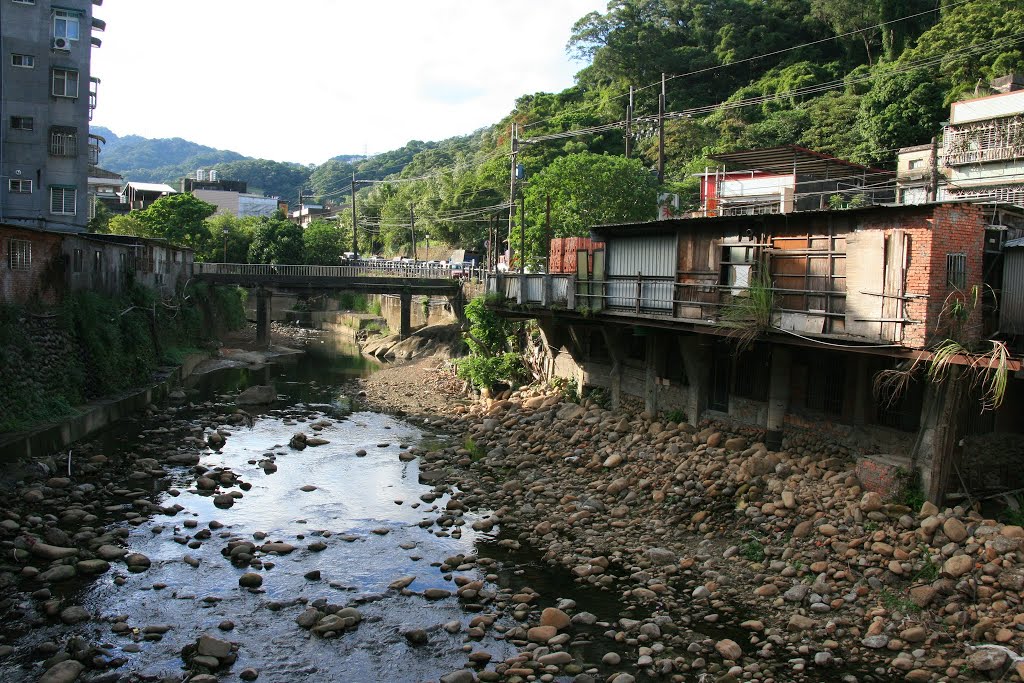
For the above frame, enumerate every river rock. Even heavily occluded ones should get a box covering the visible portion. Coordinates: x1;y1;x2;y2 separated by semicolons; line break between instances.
236;385;277;405
528;625;557;643
715;639;742;660
30;543;78;561
970;647;1008;671
39;660;84;683
125;553;151;571
942;555;974;578
943;518;968;543
238;572;263;588
196;634;234;659
60;606;90;624
540;607;571;630
39;565;77;583
96;544;127;560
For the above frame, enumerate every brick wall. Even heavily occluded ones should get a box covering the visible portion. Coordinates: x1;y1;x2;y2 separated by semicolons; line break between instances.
871;203;986;349
0;227;65;305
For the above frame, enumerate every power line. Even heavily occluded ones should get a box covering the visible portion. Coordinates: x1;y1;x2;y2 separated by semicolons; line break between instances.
524;0;982;130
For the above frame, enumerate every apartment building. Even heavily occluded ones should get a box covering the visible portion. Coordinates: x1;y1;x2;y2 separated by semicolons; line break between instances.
1;0;103;233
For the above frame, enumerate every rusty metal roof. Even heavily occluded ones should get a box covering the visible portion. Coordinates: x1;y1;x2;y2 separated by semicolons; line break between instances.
709;145;893;178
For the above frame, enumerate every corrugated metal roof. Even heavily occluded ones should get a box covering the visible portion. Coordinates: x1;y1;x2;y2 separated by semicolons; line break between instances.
123;182;177;193
1005;237;1024;249
708;145;893;178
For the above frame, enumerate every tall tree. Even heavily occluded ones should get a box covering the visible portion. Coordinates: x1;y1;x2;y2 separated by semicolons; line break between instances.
247;213;304;264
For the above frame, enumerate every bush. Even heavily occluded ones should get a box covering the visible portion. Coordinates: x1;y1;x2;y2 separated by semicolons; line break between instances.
0;283;246;433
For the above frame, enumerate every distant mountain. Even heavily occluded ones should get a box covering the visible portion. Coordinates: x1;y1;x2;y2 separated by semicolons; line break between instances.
90;126;246;187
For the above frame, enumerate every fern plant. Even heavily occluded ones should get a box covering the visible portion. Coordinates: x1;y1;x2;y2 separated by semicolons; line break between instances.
715;264;776;354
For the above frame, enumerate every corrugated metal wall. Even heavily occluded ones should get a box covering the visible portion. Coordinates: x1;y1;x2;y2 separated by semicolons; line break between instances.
1001;248;1024;334
607;234;676;311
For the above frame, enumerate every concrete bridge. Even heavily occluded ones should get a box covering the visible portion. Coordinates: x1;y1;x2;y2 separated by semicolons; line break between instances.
193;263;466;344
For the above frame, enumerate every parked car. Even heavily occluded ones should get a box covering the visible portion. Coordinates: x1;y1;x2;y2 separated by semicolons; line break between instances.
450;263;467;279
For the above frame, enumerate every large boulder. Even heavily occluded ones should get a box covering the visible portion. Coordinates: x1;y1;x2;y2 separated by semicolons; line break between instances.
236;385;277;405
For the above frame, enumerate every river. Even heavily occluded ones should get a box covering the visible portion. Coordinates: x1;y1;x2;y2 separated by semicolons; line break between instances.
0;338;654;683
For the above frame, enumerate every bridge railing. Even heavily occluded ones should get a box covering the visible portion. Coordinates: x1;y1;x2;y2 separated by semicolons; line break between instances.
194;262;463;280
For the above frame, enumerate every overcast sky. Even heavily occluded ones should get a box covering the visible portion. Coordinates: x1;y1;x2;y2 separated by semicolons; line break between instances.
90;0;606;165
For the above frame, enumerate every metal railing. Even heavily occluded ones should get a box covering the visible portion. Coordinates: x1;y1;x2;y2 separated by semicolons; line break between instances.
486;272;850;327
195;261;480;281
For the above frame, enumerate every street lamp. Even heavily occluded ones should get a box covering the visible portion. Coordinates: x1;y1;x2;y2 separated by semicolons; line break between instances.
425;233;430;265
222;226;229;263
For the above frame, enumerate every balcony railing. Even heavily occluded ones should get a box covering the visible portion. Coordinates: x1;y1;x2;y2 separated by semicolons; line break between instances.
486;272;853;334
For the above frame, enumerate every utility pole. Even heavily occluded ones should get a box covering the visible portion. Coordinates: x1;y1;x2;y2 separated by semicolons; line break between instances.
625;85;634;159
927;136;940;202
658;73;666;184
410;205;416;263
520;192;526;275
350;172;358;256
545;194;552;273
509;122;518;270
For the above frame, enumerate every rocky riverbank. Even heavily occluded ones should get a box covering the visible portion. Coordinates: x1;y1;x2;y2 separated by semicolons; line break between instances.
349;371;1024;683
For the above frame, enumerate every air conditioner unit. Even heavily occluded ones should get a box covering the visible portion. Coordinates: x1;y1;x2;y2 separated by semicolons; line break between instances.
52;37;69;50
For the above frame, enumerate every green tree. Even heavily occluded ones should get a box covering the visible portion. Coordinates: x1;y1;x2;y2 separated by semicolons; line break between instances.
127;193;217;252
854;67;945;165
518;152;657;264
107;213;148;238
248;213;304;264
203;214;254;263
303;219;347;265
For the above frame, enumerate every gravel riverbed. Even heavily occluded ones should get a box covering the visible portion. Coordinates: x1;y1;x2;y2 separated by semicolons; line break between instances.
2;332;1023;683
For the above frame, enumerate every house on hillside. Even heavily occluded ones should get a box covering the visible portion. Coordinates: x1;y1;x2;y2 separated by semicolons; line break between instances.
694;146;895;217
87;166;125;218
897;75;1024;206
121;182;176;211
487;200;1024;503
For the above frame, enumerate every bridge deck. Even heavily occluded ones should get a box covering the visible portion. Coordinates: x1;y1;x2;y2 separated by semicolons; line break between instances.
194;263;462;295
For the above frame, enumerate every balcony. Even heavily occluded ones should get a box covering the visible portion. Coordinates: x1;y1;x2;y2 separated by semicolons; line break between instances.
485;272;849;335
89;77;100;121
943;117;1024;166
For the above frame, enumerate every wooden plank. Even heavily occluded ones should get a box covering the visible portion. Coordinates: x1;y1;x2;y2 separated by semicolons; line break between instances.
844;231;885;339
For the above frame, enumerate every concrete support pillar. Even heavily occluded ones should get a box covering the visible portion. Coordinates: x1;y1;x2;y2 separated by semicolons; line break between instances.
600;327;624;410
766;347;792;450
678;336;711;426
853;355;870;425
449;288;466;324
255;288;272;348
644;334;658;416
399;289;412;340
916;369;964;504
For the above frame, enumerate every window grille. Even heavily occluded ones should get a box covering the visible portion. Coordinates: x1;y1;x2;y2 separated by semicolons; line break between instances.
8;239;32;271
946;253;966;289
50;186;76;215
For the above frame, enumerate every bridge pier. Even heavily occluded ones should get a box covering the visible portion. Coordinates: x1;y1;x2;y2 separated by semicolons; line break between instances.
256;288;273;348
449;288;466;324
399;289;412;340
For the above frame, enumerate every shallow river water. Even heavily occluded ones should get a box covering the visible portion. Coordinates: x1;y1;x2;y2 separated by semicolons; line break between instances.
1;340;656;683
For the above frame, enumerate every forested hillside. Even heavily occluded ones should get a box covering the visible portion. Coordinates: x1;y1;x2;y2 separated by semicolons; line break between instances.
96;0;1024;262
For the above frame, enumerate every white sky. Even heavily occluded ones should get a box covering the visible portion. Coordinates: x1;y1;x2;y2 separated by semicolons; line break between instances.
90;0;606;165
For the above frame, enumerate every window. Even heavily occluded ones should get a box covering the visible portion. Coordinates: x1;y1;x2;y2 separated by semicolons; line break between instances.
720;244;756;294
8;178;32;193
50;186;76;215
12;0;36;4
908;159;923;170
10;116;33;131
52;68;79;98
72;248;83;273
49;126;77;156
53;9;80;42
946;252;967;289
11;53;34;68
93;250;103;273
8;239;32;271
